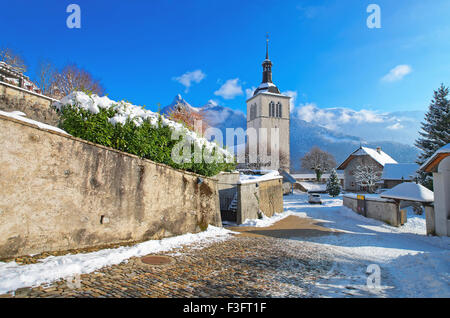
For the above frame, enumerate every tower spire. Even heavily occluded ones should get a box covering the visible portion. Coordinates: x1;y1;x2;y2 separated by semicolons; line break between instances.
266;33;269;60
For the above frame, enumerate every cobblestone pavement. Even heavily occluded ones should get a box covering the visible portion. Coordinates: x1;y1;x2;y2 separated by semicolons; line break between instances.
3;217;338;298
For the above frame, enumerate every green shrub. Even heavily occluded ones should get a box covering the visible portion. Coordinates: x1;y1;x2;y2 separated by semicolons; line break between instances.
57;104;235;177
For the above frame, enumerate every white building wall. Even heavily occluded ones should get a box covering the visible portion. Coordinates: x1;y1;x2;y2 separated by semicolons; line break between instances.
246;93;291;171
433;156;450;236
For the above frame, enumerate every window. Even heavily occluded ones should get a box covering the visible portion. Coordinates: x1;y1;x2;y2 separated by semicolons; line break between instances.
269;101;275;117
250;103;257;120
277;102;282;118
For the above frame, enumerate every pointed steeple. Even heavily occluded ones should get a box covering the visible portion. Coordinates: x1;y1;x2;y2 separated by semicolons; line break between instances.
253;34;280;96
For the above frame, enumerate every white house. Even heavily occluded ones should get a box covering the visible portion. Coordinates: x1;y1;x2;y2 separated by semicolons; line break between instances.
420;144;450;237
337;146;397;191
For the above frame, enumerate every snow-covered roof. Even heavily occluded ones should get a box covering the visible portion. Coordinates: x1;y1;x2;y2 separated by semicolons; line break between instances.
299;182;327;192
380;182;434;203
420;143;450;172
381;163;419;181
279;169;297;183
257;82;277;89
355;147;397;166
0;110;68;135
238;170;282;184
338;146;397;169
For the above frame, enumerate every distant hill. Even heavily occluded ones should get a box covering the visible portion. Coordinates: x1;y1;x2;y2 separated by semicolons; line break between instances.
162;95;420;172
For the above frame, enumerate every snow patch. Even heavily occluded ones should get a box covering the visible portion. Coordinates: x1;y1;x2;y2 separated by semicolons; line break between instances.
0;226;235;294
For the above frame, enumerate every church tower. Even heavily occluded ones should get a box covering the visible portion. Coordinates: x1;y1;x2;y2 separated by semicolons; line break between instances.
246;35;291;172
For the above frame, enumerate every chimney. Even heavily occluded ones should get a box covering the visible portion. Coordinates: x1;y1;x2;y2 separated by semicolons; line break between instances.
376;147;381;154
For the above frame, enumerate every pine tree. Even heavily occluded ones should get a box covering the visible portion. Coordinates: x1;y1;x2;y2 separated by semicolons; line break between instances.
415;84;450;189
326;169;341;197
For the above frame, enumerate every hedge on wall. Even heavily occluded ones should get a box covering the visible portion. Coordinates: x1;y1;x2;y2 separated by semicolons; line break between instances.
54;92;235;177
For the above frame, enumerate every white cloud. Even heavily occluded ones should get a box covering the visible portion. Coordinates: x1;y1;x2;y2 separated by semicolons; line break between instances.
381;65;412;82
245;86;256;99
173;70;206;92
214;78;243;100
281;90;298;112
387;122;404;130
295;104;386;130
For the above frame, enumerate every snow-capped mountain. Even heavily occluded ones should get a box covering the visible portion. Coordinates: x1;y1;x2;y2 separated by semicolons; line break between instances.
294;104;424;145
161;94;199;114
289;117;419;172
162;95;420;172
161;95;246;136
200;100;247;134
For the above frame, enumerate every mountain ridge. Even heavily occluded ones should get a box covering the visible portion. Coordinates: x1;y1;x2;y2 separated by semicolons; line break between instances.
162;95;420;172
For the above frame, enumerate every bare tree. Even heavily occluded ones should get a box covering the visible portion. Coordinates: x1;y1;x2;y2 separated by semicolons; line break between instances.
354;165;381;193
166;103;209;133
0;47;27;73
36;60;56;97
300;146;336;181
51;63;105;99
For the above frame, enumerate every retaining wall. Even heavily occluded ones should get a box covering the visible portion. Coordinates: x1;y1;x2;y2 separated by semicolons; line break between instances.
0;81;60;126
343;194;400;226
237;178;283;224
0;115;222;259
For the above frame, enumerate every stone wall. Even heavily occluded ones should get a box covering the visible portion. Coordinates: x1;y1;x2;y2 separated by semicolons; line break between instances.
343;195;400;226
237;178;283;224
0;81;60;126
0;115;222;259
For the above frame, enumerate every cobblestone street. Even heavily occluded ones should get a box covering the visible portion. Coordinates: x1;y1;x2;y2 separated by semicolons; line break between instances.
3;216;337;298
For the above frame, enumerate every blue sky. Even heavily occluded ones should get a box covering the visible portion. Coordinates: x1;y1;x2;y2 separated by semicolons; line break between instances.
1;0;449;117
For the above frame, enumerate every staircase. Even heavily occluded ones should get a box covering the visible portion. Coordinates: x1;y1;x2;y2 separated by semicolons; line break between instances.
228;192;238;212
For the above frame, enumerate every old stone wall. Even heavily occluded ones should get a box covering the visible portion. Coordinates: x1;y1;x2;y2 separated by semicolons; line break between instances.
0;115;222;259
237;178;283;224
0;81;60;126
343;195;400;226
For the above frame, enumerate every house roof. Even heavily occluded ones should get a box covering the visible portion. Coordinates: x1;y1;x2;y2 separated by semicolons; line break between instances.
337;146;397;170
420;144;450;173
380;182;434;203
381;163;419;181
279;169;297;183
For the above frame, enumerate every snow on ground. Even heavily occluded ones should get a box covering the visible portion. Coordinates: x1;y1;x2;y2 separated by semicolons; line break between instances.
0;110;68;135
238;211;296;227
283;192;450;298
0;226;235;295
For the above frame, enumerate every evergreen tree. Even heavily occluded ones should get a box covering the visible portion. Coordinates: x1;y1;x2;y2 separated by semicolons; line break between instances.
415;84;450;189
326;169;341;197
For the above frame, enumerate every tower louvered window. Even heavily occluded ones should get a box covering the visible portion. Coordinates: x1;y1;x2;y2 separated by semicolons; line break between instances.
269;101;275;117
277;102;282;118
250;103;257;120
